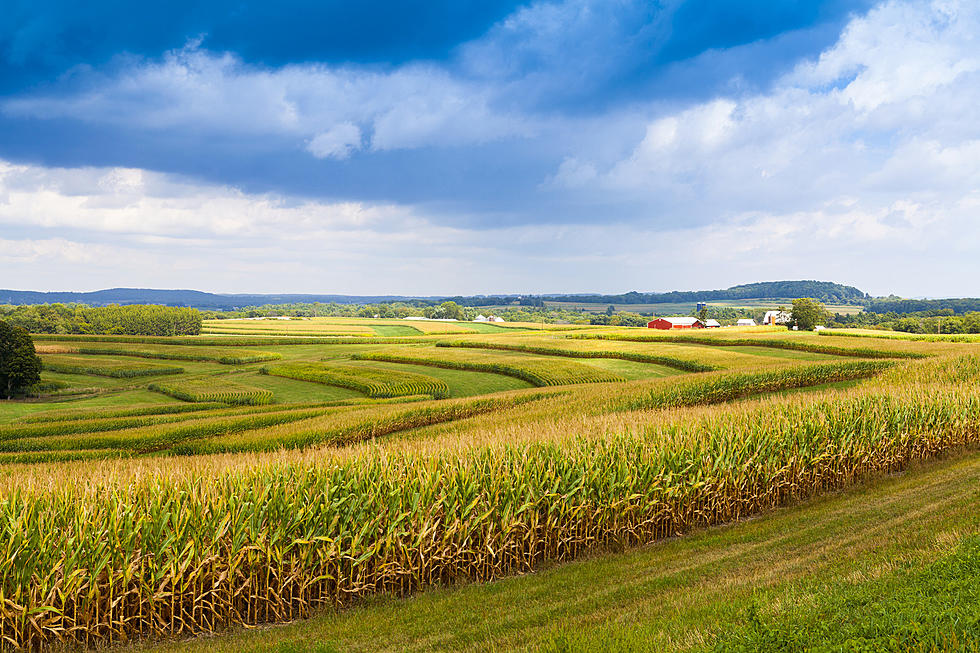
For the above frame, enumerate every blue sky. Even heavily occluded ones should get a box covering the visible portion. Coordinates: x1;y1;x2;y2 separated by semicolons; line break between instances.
1;0;978;296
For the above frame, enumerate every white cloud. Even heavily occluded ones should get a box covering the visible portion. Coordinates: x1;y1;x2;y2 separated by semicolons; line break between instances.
2;45;533;156
4;0;980;297
307;123;362;159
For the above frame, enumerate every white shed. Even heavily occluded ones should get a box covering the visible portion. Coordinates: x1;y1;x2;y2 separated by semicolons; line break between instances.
736;318;757;327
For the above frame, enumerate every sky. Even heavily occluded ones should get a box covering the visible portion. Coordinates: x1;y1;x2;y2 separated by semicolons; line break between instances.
1;0;978;297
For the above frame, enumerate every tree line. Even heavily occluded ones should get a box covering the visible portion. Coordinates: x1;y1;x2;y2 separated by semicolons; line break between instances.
864;297;980;314
534;281;868;306
0;304;203;335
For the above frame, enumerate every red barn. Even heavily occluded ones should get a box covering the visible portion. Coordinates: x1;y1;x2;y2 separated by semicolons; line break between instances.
647;317;704;330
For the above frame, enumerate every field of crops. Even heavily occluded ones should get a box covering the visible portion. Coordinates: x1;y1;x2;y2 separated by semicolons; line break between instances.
2;318;979;650
264;361;451;399
148;377;276;405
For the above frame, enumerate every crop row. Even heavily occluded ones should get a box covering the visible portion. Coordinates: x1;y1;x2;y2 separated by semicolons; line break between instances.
148;378;275;405
17;402;228;423
32;334;427;346
2;401;341;440
41;357;184;378
566;333;928;359
263;362;451;399
818;330;980;343
63;345;284;365
352;351;625;386
0;408;329;455
201;328;376;337
435;340;716;372
618;360;892;411
176;393;548;455
1;358;978;648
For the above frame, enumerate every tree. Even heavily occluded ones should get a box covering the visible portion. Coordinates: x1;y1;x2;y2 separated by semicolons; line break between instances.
605;305;615;316
433;301;464;321
0;322;42;399
697;306;709;324
790;298;830;331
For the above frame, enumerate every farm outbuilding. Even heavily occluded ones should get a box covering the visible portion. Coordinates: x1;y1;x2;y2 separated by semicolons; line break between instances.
647;317;704;330
736;318;757;327
763;310;792;326
704;319;721;328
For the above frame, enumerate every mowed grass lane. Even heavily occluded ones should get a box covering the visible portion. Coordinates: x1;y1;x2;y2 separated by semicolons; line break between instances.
145;450;980;653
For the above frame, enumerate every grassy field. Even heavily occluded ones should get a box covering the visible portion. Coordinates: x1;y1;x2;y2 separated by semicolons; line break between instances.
1;318;979;651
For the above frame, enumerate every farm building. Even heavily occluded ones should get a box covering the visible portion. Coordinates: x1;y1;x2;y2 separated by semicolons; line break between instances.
704;319;721;328
736;318;757;327
763;310;792;325
647;317;704;330
474;315;488;322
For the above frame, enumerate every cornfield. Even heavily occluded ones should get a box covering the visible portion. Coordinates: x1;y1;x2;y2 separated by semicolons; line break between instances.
6;322;980;651
63;345;283;365
31;334;427;346
1;365;979;649
263;362;451;399
435;340;716;372
148;378;275;405
353;350;626;386
566;333;928;359
40;355;184;378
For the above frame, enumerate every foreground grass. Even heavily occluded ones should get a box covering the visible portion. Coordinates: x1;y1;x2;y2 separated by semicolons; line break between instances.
142;449;980;653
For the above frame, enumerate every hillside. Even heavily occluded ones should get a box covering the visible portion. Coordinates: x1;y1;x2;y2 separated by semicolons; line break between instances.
534;281;869;306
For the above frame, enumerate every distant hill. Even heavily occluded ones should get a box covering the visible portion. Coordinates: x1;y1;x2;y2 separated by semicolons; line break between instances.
0;281;869;310
0;288;436;310
534;281;869;306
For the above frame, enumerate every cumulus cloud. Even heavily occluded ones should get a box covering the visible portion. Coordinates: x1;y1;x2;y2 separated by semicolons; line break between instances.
3;0;980;296
307;123;361;159
548;1;980;228
1;44;533;157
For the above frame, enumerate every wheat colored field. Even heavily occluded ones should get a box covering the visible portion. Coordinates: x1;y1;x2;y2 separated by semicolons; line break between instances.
1;318;979;651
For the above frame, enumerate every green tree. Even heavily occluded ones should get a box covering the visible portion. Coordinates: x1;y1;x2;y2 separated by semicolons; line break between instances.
790;298;830;331
434;301;464;320
0;322;42;399
605;305;615;316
